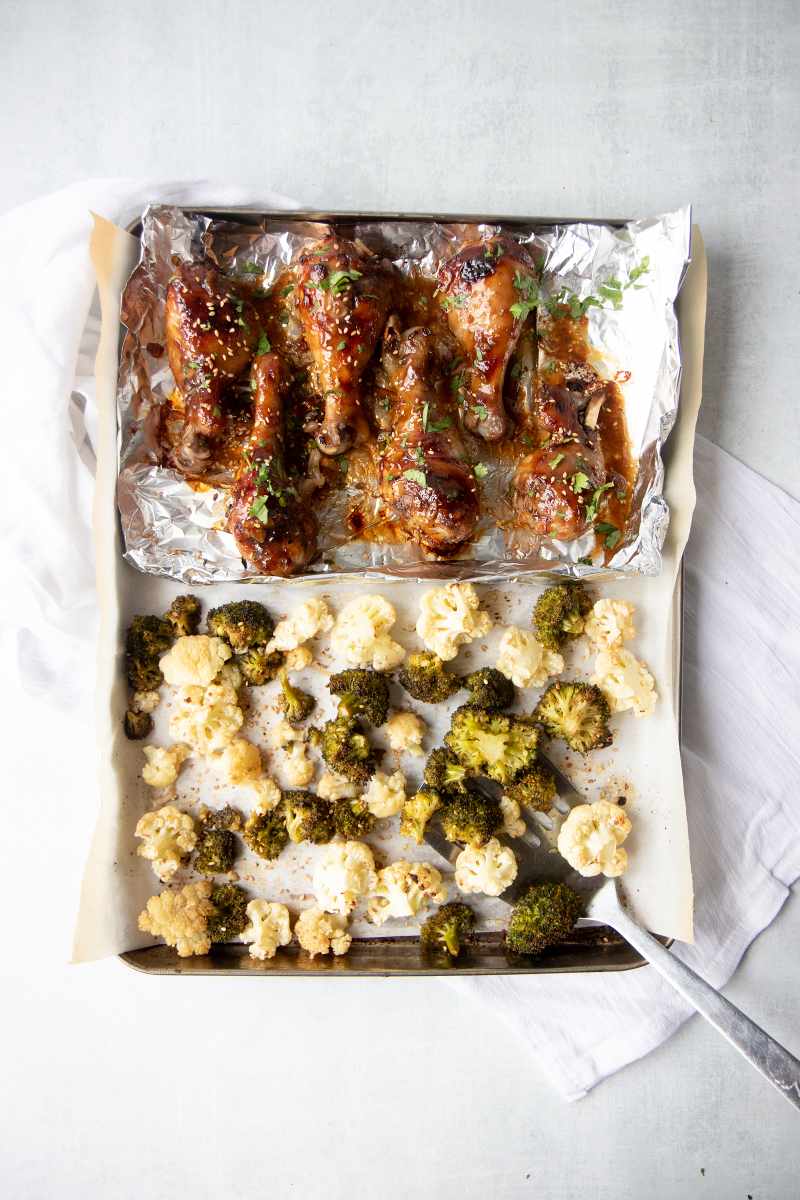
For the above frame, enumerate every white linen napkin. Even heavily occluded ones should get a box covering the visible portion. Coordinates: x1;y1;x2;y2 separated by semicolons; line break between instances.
2;182;798;1101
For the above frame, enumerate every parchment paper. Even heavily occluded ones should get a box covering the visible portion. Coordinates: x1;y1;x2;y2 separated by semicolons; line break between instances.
73;214;706;962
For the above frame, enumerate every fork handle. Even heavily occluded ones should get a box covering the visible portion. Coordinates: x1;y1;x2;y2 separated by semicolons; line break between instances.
610;906;800;1111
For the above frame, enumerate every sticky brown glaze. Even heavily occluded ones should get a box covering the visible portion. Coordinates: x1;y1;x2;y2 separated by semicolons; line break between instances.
165;262;259;470
437;234;539;442
379;321;479;556
291;235;394;456
227;353;317;575
512;438;606;541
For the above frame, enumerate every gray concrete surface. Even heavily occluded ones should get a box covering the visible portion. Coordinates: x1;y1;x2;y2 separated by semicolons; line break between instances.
1;2;798;1197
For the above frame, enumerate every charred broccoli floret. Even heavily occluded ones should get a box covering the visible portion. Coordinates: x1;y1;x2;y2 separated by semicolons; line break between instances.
333;797;375;839
236;646;284;686
400;787;442;844
164;593;201;638
533;583;593;652
124;614;173;691
534;681;612;753
207;883;249;942
420;902;476;958
423;747;469;797
123;709;152;740
445;706;539;785
328;669;390;726
278;667;315;724
463;667;515;711
243;806;289;861
505;764;557;812
320;713;379;784
194;828;238;875
284;791;335;844
202;805;244;832
505;882;583;956
207;600;274;650
439;792;503;847
397;652;462;703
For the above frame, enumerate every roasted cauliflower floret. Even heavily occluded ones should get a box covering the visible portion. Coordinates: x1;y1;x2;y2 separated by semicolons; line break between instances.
295;907;352;958
583;598;636;650
169;677;244;757
159;635;232;687
385;711;426;756
363;769;407;818
416;582;492;662
316;771;360;801
454;838;517;896
135;804;197;880
248;776;282;811
557;799;632;877
312;840;377;914
591;649;657;718
137;879;215;957
267;598;334;652
141;743;191;789
220;738;263;786
330;595;405;670
500;795;526;838
495;626;564;689
284;645;314;671
240;899;292;961
368;861;447;925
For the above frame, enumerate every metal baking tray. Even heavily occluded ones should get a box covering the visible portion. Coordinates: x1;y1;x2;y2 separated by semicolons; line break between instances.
118;208;682;977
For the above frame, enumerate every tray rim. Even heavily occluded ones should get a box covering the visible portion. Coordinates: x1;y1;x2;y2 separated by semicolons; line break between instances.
116;205;684;978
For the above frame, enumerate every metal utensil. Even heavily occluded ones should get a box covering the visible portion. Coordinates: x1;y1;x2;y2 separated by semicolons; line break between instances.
425;757;800;1111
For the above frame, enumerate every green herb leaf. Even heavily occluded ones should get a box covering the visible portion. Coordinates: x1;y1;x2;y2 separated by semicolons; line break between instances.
595;521;621;549
338;456;349;476
256;332;271;356
572;471;591;493
242;262;261;274
250;495;270;523
548;452;566;470
473;403;489;422
320;268;362;295
403;468;427;486
422;401;430;431
427;416;453;432
473;462;489;479
585;481;613;522
280;283;294;298
337;339;347;350
440;294;467;312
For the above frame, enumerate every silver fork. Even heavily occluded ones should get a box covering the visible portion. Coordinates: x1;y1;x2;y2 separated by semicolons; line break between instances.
425;757;800;1111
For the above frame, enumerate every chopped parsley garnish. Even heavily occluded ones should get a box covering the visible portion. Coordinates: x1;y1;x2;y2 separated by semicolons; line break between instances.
256;332;271;356
473;462;489;479
280;283;294;298
320;268;362;295
577;555;593;566
250;495;270;522
428;416;453;432
509;271;541;321
338;456;349;476
595;522;621;549
336;339;347;350
473;403;489;422
242;262;261;274
571;471;591;493
403;468;427;486
548;452;565;470
441;294;467;312
585;481;613;522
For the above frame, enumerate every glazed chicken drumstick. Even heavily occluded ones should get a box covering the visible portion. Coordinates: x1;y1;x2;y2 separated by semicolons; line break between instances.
379;320;479;556
227;352;317;575
437;234;540;442
291;235;394;456
165;262;259;469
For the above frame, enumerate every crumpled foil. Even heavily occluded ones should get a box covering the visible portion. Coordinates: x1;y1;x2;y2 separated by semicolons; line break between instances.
117;205;691;584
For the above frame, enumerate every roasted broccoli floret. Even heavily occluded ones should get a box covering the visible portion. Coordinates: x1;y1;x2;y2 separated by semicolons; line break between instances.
420;902;476;958
202;805;244;832
194;828;238;875
400;787;442;844
284;790;335;844
505;764;557;812
207;883;249;942
534;681;612;754
445;706;539;785
164;593;201;637
397;651;462;703
423;747;469;796
236;646;284;685
123;709;152;740
463;667;515;711
243;806;289;861
320;713;379;784
333;797;375;839
207;600;274;650
439;791;503;847
278;667;315;724
505;882;583;956
124;614;173;691
328;668;390;726
533;583;593;652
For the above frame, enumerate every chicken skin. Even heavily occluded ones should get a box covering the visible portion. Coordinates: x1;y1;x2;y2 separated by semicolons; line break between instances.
291;235;394;456
165;263;260;469
511;384;606;541
379;321;479;556
437;235;539;442
227;353;317;576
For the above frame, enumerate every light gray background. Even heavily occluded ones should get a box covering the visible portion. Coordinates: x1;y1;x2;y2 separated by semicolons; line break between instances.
1;1;798;1198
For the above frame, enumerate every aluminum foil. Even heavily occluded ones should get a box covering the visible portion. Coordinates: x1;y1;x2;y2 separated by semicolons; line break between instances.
117;205;691;584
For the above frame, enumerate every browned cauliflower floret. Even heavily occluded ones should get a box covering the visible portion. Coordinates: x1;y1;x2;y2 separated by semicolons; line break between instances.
137;880;215;957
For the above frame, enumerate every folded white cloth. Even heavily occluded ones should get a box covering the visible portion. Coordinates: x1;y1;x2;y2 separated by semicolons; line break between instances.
2;181;797;1101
